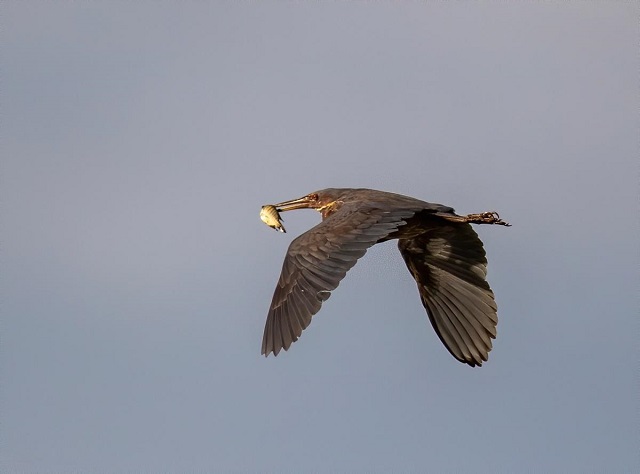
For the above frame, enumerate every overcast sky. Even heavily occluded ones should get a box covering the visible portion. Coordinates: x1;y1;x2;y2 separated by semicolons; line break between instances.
3;2;638;472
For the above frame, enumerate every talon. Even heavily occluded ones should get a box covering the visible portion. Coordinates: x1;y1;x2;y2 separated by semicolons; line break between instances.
487;212;511;227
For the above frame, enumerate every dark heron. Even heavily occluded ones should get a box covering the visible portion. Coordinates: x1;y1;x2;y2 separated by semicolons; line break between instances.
261;188;510;366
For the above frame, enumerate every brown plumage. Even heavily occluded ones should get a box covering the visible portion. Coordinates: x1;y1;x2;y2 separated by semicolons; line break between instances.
261;188;509;366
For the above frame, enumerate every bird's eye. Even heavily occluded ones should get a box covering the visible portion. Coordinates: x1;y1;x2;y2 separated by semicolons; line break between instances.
308;193;318;201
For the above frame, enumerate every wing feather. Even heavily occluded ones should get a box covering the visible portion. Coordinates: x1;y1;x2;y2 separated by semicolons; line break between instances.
427;296;473;361
438;284;492;353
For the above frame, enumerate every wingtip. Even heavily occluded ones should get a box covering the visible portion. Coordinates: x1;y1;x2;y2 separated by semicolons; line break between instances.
261;344;282;358
460;350;490;367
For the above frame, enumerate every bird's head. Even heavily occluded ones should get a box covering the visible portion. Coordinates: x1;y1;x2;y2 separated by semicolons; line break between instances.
274;188;347;219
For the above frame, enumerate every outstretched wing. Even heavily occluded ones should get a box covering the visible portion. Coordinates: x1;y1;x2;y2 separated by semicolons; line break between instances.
262;203;420;357
398;221;498;367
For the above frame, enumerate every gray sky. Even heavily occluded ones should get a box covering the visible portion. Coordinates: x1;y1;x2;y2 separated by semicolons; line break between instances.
3;2;638;472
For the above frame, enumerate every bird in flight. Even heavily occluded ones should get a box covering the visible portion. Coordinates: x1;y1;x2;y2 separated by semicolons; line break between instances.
260;188;509;366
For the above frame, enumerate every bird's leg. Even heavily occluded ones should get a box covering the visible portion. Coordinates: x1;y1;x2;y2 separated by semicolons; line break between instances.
463;212;511;226
440;211;511;226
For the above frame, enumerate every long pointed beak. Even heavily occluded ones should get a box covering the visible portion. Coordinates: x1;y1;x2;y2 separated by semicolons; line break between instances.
274;195;313;212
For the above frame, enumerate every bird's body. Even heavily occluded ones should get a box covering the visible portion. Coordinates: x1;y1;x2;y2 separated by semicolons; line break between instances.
261;188;509;366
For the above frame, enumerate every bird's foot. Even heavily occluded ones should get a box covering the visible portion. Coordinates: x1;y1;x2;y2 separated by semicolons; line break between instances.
463;211;511;226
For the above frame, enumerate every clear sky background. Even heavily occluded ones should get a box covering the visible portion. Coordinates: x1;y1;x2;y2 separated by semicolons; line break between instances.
2;2;638;472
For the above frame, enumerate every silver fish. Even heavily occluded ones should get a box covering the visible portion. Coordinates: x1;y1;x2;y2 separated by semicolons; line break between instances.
260;205;286;233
